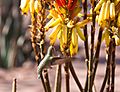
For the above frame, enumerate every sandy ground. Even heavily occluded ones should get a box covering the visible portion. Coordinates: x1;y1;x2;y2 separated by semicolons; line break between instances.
0;59;120;92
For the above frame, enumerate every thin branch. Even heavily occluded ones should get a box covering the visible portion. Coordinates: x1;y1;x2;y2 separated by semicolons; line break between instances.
82;0;89;64
64;62;70;92
40;73;48;92
44;69;51;92
106;34;113;92
69;62;83;92
100;69;109;92
88;1;96;91
90;0;96;63
100;37;113;92
54;65;62;92
111;38;116;92
82;0;89;91
92;27;103;86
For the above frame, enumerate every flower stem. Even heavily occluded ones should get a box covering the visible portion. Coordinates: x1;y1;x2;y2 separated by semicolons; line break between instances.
39;1;52;92
88;1;96;91
64;62;70;92
40;73;48;92
82;0;89;65
92;27;103;87
100;40;112;92
111;38;116;92
100;34;114;92
82;0;89;91
54;65;62;92
43;69;51;92
31;12;48;92
69;62;83;92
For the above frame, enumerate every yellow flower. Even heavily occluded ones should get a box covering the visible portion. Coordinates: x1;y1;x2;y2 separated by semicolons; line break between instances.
70;41;78;56
49;24;62;45
30;0;35;14
20;0;40;16
20;0;30;14
34;0;42;13
70;28;78;56
45;2;90;56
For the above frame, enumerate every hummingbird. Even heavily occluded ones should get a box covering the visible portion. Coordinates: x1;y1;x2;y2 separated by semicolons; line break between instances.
37;45;80;79
37;45;63;79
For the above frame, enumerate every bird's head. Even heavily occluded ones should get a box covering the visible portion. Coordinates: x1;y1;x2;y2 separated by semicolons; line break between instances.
47;45;54;56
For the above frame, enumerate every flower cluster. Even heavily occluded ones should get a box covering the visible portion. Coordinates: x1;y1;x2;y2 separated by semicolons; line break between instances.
20;0;91;56
20;0;42;19
56;0;77;11
45;0;90;56
94;0;120;46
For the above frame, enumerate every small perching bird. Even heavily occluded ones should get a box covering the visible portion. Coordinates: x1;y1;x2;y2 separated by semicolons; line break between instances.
37;45;80;79
37;46;62;79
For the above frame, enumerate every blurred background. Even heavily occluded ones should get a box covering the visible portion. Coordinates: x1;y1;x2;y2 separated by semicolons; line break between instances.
0;0;34;68
0;0;120;92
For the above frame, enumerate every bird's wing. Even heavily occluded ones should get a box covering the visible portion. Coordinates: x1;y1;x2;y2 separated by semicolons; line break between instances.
51;56;81;65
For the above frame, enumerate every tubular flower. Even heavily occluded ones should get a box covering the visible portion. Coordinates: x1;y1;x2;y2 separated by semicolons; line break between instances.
94;0;120;47
56;0;77;11
67;0;77;10
94;0;120;28
20;0;42;15
102;27;120;47
20;0;30;14
45;1;91;56
56;0;66;7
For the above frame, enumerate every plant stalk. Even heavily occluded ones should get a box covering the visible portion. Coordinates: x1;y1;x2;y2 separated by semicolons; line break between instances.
31;12;48;92
64;62;70;92
91;27;103;87
40;73;48;92
43;69;51;92
88;1;96;91
54;65;62;92
38;1;52;92
106;38;113;92
69;62;83;92
82;0;89;91
111;38;116;92
100;36;113;92
82;0;89;65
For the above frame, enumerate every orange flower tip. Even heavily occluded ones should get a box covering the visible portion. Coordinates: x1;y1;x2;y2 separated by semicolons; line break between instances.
67;0;77;11
56;0;66;7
